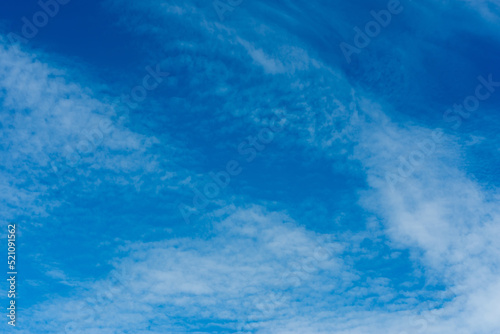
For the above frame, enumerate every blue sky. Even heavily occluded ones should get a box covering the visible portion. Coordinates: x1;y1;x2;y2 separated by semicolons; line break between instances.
0;0;499;333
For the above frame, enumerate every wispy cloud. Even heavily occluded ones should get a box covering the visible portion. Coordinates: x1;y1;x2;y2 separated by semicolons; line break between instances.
1;0;499;333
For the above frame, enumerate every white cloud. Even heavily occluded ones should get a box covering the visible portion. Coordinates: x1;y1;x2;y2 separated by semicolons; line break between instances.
352;96;500;333
0;38;192;220
21;206;359;333
3;1;499;333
